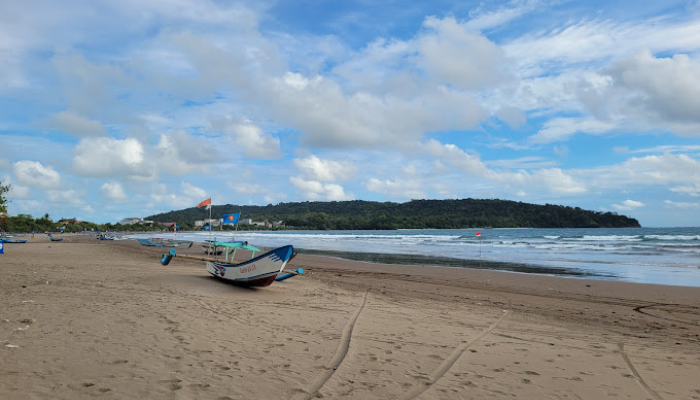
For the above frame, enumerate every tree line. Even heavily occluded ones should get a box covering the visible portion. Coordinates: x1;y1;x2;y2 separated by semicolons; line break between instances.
147;199;641;230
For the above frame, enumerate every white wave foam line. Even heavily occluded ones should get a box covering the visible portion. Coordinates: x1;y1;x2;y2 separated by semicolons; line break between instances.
565;235;642;241
644;235;700;241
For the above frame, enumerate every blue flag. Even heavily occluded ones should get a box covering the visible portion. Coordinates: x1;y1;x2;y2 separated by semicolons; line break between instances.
204;225;211;231
222;212;240;224
0;241;4;254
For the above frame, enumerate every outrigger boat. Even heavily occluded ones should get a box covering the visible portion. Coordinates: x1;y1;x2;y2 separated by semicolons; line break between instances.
160;241;302;287
202;239;223;255
139;238;193;248
0;238;27;243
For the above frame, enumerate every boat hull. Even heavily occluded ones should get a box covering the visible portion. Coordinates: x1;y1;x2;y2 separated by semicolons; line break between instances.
206;245;294;287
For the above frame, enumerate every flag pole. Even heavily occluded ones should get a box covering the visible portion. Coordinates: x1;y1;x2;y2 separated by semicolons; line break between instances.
208;197;212;244
233;212;241;241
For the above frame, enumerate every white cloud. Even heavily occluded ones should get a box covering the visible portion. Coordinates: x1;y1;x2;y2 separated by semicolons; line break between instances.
530;118;616;144
502;168;587;194
155;131;220;175
12;160;61;189
663;200;700;209
504;18;700;77
208;118;281;159
100;182;127;201
293;155;356;182
180;182;208;200
465;0;540;32
495;106;527;129
73;137;152;180
46;189;84;206
419;16;508;90
553;145;569;157
365;178;427;199
421;139;586;195
670;184;700;196
43;111;106;137
150;181;209;209
289;176;354;201
628;145;700;154
600;50;700;132
231;183;266;195
423;139;490;176
7;184;30;200
612;199;645;211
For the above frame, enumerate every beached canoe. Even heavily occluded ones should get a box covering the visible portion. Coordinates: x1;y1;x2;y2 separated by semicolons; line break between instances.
161;242;298;287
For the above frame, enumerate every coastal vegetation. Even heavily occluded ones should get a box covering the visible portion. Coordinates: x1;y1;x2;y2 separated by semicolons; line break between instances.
0;214;172;233
148;199;641;230
0;180;8;214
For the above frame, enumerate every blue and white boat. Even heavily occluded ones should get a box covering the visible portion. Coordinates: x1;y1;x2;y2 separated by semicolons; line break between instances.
161;241;299;287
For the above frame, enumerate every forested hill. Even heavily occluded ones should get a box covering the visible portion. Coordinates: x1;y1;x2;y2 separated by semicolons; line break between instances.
146;199;641;230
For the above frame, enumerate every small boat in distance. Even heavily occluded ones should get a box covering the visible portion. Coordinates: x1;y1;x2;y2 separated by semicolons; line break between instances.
160;241;300;287
0;238;27;243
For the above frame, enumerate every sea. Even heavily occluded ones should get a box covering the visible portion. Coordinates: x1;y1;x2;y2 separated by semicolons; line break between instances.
126;227;700;288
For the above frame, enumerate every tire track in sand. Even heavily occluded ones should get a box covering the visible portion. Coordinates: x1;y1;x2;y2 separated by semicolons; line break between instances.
393;310;508;400
291;289;369;400
618;342;664;400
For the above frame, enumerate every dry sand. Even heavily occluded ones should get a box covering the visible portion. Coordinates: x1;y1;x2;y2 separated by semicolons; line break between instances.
1;234;699;400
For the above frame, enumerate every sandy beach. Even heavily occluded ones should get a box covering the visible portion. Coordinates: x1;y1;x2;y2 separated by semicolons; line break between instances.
1;234;699;400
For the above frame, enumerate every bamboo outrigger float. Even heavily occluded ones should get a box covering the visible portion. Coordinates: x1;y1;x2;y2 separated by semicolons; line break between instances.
160;241;302;287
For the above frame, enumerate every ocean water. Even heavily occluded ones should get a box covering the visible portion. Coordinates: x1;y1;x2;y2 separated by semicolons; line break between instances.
127;227;700;287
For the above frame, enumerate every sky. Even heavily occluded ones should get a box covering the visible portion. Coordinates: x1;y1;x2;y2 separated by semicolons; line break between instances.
1;0;700;227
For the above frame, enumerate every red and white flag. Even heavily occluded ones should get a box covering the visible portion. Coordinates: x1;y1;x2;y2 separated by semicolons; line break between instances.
197;198;212;209
476;231;481;237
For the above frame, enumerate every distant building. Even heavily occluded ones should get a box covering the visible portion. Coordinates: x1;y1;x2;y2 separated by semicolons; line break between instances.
194;220;205;227
120;218;155;226
240;218;253;225
58;219;85;225
205;218;221;227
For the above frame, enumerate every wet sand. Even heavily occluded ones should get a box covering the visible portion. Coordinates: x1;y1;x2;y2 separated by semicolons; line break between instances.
1;234;699;399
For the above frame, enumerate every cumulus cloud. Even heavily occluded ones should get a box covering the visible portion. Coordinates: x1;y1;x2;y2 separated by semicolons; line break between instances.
12;160;61;189
419;16;508;90
612;199;645;211
608;154;700;186
100;182;127;201
257;16;504;149
423;139;490;176
600;50;700;132
208;118;281;159
289;176;354;201
293;155;356;182
155;131;221;175
421;139;586;195
73;137;152;180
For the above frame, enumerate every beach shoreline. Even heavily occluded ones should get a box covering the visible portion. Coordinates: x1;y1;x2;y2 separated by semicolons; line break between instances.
1;235;699;399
